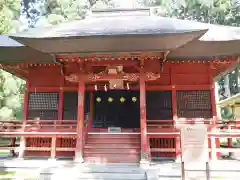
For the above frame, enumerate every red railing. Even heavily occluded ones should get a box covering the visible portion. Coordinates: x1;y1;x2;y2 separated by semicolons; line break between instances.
0;119;239;160
0;120;79;159
147;118;240;160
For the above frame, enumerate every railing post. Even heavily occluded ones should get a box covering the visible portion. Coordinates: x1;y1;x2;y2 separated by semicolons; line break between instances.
9;122;17;157
50;136;57;159
9;137;16;156
210;70;220;159
211;136;217;160
148;137;152;161
18;136;26;159
18;81;29;159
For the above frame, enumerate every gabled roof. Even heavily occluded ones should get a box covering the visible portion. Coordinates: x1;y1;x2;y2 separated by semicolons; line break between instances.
10;16;240;40
0;13;240;63
0;35;54;63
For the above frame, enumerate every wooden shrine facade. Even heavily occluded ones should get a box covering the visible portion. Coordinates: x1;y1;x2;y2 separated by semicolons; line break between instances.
1;7;240;163
4;53;237;161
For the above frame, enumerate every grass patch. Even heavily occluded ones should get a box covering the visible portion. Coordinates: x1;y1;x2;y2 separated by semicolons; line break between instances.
0;151;9;155
0;171;39;180
0;172;15;176
0;172;16;180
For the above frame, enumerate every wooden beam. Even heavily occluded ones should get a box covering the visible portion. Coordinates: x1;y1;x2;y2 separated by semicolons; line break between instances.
56;51;163;60
65;72;160;83
28;84;212;92
87;59;139;66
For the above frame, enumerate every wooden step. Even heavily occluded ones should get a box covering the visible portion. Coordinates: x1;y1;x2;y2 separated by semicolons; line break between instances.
85;144;140;149
84;133;141;163
87;134;140;139
84;154;139;159
84;147;139;152
84;149;140;154
87;139;140;144
84;152;140;157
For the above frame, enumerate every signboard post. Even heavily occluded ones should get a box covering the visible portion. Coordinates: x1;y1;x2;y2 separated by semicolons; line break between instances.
180;124;210;180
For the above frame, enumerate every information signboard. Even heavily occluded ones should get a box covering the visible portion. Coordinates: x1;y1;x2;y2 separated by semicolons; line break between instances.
180;124;209;164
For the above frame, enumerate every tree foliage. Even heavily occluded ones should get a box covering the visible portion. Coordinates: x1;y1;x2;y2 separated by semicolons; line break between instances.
0;70;25;120
21;0;240;27
0;0;25;120
21;0;117;27
0;0;21;33
141;0;240;26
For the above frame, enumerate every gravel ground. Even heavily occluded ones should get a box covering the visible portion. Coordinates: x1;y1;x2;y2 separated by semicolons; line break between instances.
150;160;240;180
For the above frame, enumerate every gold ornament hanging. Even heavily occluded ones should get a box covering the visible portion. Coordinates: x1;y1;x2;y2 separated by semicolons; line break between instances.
96;97;101;102
120;97;125;103
132;97;137;102
108;97;113;102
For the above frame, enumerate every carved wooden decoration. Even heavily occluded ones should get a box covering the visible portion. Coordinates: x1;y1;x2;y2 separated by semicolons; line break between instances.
65;72;160;83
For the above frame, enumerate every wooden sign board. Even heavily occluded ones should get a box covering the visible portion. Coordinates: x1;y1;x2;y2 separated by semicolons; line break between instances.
108;127;121;133
180;124;209;164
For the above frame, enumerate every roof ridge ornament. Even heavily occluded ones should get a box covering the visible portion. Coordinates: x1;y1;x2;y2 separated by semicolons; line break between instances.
89;8;153;18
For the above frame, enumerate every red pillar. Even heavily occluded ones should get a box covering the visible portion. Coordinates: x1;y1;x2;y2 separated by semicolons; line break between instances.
75;80;85;162
139;68;149;163
209;65;220;159
18;80;30;159
172;87;180;160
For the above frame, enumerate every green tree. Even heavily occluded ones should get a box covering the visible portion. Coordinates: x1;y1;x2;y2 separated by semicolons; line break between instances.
140;0;240;26
0;0;21;33
0;0;25;120
22;0;117;26
0;70;25;120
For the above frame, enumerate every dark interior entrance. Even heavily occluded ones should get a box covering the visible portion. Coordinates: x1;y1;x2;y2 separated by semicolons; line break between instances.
93;90;140;128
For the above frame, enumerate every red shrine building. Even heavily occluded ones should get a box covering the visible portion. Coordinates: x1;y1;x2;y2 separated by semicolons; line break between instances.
1;8;240;163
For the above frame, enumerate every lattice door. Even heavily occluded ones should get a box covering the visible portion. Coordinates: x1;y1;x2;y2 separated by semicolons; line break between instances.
176;90;212;118
146;91;172;123
27;92;59;120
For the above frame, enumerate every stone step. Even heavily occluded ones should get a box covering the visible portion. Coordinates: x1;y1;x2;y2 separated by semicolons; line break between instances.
81;162;139;166
61;165;144;173
0;164;145;174
43;172;146;180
